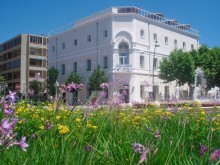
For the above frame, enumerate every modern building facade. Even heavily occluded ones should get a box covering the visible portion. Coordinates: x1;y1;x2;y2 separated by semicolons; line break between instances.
48;6;199;104
0;34;48;97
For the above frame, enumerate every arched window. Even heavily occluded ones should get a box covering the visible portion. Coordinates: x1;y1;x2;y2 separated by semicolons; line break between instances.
118;42;129;65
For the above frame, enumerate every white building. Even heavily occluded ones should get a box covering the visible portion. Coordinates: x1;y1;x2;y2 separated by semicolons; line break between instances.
48;7;199;104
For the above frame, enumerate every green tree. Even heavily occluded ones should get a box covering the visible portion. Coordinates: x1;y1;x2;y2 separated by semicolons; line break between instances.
199;46;220;88
65;72;82;85
29;80;41;95
47;67;59;96
159;49;195;86
87;65;108;92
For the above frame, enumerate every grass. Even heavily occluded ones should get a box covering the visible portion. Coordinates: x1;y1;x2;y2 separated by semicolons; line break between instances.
0;100;220;164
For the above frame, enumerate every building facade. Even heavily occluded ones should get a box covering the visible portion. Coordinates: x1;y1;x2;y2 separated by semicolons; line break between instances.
0;34;48;97
48;7;199;104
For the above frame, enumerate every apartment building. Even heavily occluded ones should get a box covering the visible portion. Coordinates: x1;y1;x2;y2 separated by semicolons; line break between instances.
0;34;48;97
48;6;199;104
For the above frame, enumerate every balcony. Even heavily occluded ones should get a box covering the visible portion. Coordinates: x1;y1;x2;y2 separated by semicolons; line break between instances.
114;64;133;72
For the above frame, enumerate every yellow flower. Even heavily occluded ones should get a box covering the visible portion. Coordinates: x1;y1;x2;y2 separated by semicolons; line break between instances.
75;118;81;122
41;117;45;121
57;125;69;134
39;126;44;130
56;116;61;120
86;124;92;128
92;126;97;129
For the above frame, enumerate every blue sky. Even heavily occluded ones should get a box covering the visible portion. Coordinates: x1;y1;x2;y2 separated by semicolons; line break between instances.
0;0;219;47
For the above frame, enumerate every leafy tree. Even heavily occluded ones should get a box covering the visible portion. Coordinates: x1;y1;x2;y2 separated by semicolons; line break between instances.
29;80;41;95
47;67;59;96
159;49;195;86
199;46;220;88
65;72;82;85
87;65;108;92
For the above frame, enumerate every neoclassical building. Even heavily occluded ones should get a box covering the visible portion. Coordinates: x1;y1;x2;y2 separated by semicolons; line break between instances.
48;7;199;104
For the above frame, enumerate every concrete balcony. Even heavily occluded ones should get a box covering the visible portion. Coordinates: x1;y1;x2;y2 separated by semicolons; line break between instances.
114;64;133;72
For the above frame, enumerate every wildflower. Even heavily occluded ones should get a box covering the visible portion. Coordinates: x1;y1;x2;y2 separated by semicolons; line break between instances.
132;143;150;163
75;118;81;122
92;126;97;129
30;133;36;141
67;82;77;92
85;145;93;151
56;116;61;120
210;149;220;163
13;136;29;152
45;120;52;130
100;83;109;89
199;143;207;157
154;130;161;138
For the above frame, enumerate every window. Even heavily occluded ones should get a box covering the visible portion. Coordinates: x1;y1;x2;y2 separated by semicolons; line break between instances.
87;35;91;42
153;58;158;70
103;56;108;69
62;43;65;49
140;29;145;38
61;64;65;75
153;33;157;41
104;30;108;37
74;39;77;46
140;55;144;68
165;86;169;99
119;42;129;65
191;44;194;50
73;62;77;73
140;85;145;98
183;42;186;50
52;46;55;52
30;36;42;44
165;36;168;45
174;39;178;49
87;59;91;71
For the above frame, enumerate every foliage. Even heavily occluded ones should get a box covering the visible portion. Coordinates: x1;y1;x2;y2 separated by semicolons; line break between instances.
0;74;7;96
87;65;108;92
159;45;220;89
65;72;82;85
0;100;220;164
198;46;220;88
29;80;41;95
159;49;195;86
47;67;59;96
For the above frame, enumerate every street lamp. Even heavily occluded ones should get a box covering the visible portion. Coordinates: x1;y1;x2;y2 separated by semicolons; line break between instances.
55;80;59;100
152;40;160;100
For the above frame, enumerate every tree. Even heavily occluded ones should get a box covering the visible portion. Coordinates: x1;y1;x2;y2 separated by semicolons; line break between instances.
29;80;42;95
65;72;82;85
47;67;59;96
198;46;220;88
159;49;195;86
87;65;108;92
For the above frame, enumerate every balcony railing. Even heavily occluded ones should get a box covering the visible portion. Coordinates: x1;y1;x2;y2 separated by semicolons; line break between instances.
48;7;198;37
114;64;133;72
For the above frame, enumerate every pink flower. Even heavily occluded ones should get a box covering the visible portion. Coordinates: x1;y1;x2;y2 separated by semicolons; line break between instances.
13;136;29;152
210;149;220;163
100;83;109;89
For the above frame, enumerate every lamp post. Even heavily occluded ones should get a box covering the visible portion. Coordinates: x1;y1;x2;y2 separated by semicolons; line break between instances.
152;40;160;100
55;80;59;100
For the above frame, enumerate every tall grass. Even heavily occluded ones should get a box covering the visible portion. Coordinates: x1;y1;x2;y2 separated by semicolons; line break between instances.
0;101;219;164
